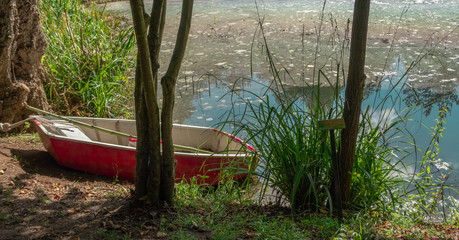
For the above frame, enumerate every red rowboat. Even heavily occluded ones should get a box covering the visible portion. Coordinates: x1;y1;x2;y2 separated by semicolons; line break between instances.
30;115;256;185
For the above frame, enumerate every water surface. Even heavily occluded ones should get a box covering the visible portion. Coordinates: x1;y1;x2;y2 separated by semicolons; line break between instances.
104;0;459;184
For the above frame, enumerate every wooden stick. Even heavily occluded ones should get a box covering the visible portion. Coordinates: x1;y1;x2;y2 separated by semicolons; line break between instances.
26;105;213;154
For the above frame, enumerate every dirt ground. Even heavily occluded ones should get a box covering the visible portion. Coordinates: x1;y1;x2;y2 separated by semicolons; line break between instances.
0;134;178;240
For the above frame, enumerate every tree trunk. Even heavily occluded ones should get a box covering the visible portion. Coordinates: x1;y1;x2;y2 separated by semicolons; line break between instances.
133;57;150;203
160;0;194;203
0;0;49;124
130;0;194;207
145;0;165;205
130;0;162;206
338;0;371;206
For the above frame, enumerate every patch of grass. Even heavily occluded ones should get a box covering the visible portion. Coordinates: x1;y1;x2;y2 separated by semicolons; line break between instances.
59;209;69;217
300;215;340;238
169;229;200;240
4;122;41;143
173;180;323;239
40;0;135;118
16;133;41;143
209;214;245;240
342;213;459;239
103;185;129;199
0;212;9;220
251;215;308;239
95;229;129;240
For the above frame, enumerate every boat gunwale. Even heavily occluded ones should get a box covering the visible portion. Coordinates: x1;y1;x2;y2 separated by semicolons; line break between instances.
31;116;256;158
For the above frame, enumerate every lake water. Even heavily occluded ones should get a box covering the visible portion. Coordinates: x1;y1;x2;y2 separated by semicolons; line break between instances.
104;0;459;185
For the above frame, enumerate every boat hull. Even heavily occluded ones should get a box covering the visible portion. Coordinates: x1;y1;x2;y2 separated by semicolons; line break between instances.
32;117;255;185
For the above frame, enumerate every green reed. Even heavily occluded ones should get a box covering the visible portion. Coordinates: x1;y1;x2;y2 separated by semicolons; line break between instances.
217;1;424;213
40;0;135;118
227;43;459;222
223;69;415;213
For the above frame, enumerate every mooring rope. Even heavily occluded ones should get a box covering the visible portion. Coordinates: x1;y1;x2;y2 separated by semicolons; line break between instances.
0;117;34;132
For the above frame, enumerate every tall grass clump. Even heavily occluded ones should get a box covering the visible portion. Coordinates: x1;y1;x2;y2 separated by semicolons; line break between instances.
225;30;458;221
40;0;135;118
219;3;418;212
224;72;412;212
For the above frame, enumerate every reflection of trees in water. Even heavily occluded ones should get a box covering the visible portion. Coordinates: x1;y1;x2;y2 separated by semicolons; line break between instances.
403;84;459;117
173;73;253;124
363;53;459;117
402;56;459;117
277;84;337;112
364;76;459;118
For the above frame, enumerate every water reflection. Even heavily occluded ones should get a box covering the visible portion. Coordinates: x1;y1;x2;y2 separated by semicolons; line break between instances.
104;0;459;89
103;0;459;183
280;84;337;112
404;83;459;116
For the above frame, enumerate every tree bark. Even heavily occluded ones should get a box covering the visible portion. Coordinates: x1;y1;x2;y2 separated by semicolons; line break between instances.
338;0;371;206
130;0;161;206
144;0;165;205
133;57;149;202
160;0;194;203
148;0;166;95
0;0;49;124
130;0;194;207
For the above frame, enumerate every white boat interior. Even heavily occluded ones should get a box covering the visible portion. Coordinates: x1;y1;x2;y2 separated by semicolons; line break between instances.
32;115;250;155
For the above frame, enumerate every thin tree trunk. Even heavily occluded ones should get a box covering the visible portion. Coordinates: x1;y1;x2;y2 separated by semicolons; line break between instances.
148;0;166;96
129;0;161;206
144;0;163;206
160;0;194;203
338;0;371;206
141;0;167;206
133;57;149;202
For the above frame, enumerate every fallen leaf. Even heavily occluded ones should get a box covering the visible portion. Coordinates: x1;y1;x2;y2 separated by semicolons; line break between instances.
111;206;122;213
107;221;121;229
121;226;129;233
192;220;199;229
156;232;167;238
245;232;259;238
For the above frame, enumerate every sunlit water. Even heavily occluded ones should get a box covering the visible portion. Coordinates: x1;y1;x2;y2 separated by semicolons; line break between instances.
104;1;459;186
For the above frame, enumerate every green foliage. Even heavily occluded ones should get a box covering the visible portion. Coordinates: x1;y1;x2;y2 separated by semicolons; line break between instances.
398;106;458;223
175;177;245;210
226;88;333;210
223;74;409;212
40;0;135;117
251;215;307;239
173;180;343;239
217;4;454;217
349;105;409;211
